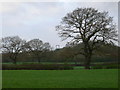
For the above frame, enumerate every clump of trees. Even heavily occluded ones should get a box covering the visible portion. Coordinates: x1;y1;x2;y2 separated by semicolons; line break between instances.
1;36;52;64
1;36;26;64
56;8;117;69
24;39;51;63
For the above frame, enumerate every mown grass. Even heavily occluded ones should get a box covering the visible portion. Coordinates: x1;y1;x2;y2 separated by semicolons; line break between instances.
2;69;118;88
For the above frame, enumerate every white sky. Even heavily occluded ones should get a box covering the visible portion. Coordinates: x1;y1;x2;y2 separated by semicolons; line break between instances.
0;0;119;48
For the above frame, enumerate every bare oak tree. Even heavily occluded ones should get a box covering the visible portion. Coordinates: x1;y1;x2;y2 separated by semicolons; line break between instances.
56;8;117;69
26;39;44;63
1;36;26;64
43;42;52;51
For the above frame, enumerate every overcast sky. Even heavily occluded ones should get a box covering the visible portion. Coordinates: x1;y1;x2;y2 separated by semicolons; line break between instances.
0;1;118;48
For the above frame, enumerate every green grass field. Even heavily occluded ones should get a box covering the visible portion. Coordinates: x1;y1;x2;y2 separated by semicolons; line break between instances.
2;69;118;88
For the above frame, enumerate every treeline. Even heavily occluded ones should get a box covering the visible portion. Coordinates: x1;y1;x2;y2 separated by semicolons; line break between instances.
1;36;52;64
1;36;119;64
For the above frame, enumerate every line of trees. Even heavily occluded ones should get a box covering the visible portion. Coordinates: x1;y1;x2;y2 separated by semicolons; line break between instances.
1;36;52;64
1;8;118;69
1;36;118;65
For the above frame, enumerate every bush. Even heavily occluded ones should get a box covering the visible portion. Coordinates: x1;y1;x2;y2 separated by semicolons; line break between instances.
105;64;119;69
2;63;73;70
91;65;103;69
91;64;119;69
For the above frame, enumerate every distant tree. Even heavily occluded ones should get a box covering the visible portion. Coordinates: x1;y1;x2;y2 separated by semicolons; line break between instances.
39;42;52;61
43;42;52;51
56;8;117;69
26;39;45;63
1;36;26;64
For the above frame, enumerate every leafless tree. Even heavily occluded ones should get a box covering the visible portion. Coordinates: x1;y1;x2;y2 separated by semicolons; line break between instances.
1;36;26;64
43;42;52;51
26;39;44;63
56;8;117;69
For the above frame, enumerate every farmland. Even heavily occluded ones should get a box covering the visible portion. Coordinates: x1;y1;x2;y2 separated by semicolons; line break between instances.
1;4;119;89
2;69;118;88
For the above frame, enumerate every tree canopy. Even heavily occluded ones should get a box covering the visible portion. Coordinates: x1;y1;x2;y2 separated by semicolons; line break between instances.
56;8;117;69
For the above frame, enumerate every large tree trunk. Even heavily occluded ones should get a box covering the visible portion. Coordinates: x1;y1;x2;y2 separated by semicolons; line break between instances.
13;59;17;64
13;55;17;64
9;53;17;64
37;56;41;63
84;55;91;69
83;43;92;69
35;53;41;63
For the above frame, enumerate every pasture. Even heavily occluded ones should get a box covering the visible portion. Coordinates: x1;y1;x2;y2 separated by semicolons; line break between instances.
2;69;118;88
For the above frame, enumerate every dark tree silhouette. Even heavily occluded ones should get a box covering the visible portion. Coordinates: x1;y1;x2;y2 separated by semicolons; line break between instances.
56;8;117;69
25;39;52;63
1;36;26;64
26;39;44;63
43;42;52;51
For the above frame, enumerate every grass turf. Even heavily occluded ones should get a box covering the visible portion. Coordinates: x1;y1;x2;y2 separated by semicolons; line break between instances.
2;69;118;88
